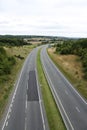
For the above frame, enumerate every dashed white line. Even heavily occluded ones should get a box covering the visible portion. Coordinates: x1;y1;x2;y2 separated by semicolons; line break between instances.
7;114;10;119
10;104;12;107
26;95;27;109
6;122;8;127
41;52;74;130
46;49;87;105
2;57;25;130
25;94;27;130
65;90;68;95
2;50;35;130
76;107;80;113
9;108;12;113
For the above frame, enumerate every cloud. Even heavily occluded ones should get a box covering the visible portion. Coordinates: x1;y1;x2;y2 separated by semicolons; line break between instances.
0;0;87;37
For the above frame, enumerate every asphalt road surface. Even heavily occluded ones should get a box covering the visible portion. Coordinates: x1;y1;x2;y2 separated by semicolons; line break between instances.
1;47;47;130
41;46;87;130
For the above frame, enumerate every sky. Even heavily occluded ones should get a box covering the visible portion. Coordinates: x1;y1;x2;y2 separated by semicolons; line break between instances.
0;0;87;37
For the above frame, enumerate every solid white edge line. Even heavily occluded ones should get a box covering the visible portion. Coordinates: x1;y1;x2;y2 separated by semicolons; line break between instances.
26;94;27;109
10;104;13;108
5;122;8;127
76;107;80;113
25;84;28;130
9;108;11;113
41;49;74;130
2;48;36;130
1;52;30;130
35;68;46;130
46;48;87;105
7;114;10;119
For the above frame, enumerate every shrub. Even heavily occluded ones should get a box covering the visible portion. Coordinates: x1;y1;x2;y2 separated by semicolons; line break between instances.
0;47;16;77
56;39;87;79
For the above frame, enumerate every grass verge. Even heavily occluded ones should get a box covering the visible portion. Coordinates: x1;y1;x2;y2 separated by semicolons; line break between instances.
47;48;87;99
37;49;66;130
0;45;35;118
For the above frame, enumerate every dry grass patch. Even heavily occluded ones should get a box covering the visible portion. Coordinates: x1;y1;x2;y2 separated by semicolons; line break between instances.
48;47;87;99
0;45;34;118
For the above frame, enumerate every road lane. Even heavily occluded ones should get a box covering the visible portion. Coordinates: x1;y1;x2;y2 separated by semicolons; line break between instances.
41;46;87;130
1;47;46;130
27;70;39;101
26;70;44;130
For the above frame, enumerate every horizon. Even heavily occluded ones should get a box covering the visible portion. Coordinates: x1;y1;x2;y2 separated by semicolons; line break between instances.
0;34;86;39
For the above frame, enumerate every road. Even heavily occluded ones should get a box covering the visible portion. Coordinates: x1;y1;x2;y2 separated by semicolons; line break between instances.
41;46;87;130
1;47;47;130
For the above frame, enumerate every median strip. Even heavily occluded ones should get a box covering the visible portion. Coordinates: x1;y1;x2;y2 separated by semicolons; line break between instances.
37;49;66;130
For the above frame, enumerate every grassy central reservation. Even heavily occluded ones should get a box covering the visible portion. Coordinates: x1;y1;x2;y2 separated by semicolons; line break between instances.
0;45;34;118
37;49;66;130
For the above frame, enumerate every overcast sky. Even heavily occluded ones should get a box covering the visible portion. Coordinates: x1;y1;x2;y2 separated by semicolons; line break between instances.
0;0;87;37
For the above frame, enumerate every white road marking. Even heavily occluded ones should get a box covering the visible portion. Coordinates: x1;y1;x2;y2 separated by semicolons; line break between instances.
35;68;46;130
6;122;8;127
41;53;74;130
7;114;10;119
26;95;27;109
2;50;35;130
12;98;14;103
9;108;11;113
46;49;87;105
10;104;12;107
2;58;26;130
39;99;42;103
65;90;68;95
25;93;27;130
76;107;80;113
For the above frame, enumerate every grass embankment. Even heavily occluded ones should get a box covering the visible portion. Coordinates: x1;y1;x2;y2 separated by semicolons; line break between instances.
37;49;66;130
0;45;34;118
48;48;87;99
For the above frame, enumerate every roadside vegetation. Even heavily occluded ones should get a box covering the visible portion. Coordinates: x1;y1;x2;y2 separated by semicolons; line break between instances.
0;37;34;118
0;47;16;81
48;38;87;99
0;36;27;46
56;39;87;79
37;49;66;130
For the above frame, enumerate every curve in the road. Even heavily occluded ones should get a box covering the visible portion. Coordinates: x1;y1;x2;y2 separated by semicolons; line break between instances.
1;47;48;130
41;46;87;130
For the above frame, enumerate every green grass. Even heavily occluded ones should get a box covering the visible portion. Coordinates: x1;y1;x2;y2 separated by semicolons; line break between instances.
37;49;66;130
0;45;35;118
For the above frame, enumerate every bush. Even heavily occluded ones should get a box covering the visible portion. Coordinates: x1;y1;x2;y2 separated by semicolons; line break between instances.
56;39;87;79
0;47;16;76
0;47;6;55
8;56;16;65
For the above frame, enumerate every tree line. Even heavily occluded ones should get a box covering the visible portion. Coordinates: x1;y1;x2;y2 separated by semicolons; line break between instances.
0;37;27;46
56;38;87;79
